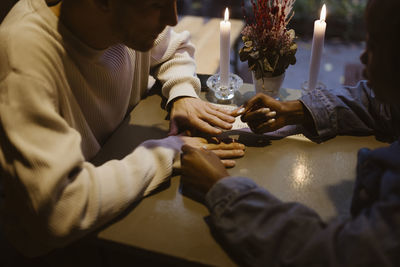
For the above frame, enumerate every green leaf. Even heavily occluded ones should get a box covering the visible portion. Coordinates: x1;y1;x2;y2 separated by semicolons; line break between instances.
263;58;274;72
243;46;253;52
249;50;259;59
244;41;253;47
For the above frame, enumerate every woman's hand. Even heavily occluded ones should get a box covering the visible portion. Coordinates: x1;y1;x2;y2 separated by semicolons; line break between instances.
181;145;229;194
233;93;306;134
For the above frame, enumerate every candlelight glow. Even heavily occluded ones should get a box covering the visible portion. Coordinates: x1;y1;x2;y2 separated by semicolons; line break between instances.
224;8;229;22
320;4;327;21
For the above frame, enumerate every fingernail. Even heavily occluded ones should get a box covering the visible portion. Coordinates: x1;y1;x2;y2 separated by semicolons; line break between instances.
267;111;276;117
237;107;245;114
261;108;270;113
267;118;275;124
202;145;208;149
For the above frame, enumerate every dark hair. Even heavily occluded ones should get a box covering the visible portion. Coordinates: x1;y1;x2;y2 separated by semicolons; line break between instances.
366;0;400;45
365;0;400;100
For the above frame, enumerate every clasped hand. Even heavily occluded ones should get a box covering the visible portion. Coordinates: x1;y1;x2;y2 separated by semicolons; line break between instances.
170;97;245;167
180;93;307;196
169;97;235;136
236;93;305;134
171;94;304;168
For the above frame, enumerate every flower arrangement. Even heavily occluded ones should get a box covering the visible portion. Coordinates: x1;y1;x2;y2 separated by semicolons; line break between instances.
239;0;298;80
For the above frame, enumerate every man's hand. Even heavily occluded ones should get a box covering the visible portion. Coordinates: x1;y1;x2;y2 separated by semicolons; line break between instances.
181;136;245;168
169;97;235;136
181;145;229;194
235;93;306;134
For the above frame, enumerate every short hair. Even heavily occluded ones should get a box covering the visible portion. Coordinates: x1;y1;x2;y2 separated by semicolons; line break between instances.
364;0;400;98
366;0;400;45
366;0;400;74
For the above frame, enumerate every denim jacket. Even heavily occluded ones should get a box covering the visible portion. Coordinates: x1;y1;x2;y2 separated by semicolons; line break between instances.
205;81;400;267
300;81;400;143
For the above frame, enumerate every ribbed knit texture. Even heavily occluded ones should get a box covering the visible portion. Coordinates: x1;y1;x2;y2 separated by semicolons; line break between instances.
0;0;199;257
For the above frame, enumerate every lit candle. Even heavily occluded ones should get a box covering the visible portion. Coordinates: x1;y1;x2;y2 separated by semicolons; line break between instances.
220;8;231;88
308;4;327;91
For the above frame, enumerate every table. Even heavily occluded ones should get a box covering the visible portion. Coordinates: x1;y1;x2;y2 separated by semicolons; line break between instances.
92;84;386;266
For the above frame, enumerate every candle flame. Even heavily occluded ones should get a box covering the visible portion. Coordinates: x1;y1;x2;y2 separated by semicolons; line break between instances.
320;4;327;21
224;8;229;21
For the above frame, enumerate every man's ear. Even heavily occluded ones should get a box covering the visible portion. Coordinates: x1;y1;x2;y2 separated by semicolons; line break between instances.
93;0;111;12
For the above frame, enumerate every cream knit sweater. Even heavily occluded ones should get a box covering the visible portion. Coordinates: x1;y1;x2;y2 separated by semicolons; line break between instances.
0;0;200;256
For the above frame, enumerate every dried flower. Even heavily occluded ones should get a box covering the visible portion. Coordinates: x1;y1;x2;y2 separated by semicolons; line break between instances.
240;0;297;79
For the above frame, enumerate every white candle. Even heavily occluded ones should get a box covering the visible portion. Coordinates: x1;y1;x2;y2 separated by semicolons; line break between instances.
220;8;231;88
308;4;327;91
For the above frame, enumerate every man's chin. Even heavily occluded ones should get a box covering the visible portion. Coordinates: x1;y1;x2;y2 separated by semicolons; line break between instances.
126;40;156;52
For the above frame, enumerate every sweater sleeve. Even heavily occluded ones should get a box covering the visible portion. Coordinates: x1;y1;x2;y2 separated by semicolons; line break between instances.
205;176;400;267
300;81;400;143
150;27;201;105
0;72;182;257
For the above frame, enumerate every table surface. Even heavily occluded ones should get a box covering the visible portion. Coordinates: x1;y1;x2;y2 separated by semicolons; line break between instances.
93;84;386;266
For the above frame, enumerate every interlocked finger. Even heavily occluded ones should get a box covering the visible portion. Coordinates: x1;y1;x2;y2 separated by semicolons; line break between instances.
249;118;278;134
242;108;276;122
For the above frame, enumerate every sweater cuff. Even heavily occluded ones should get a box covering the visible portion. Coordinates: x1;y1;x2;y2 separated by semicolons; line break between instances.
166;81;200;107
167;78;200;106
140;136;183;195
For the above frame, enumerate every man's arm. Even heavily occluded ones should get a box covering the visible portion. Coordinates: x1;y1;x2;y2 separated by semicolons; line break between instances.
150;27;235;135
205;176;400;267
0;70;245;257
150;27;200;104
0;72;183;257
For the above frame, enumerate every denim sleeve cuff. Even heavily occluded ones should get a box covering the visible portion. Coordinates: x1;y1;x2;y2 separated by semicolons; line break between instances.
205;177;257;210
300;89;337;141
205;177;280;215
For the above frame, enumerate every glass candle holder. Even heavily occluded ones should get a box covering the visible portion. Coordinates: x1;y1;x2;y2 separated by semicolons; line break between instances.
206;73;243;101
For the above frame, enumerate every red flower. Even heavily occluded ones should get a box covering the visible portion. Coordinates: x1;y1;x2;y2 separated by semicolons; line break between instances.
240;0;297;78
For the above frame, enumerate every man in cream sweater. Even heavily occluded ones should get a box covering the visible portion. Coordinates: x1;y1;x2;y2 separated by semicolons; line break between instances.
0;0;244;259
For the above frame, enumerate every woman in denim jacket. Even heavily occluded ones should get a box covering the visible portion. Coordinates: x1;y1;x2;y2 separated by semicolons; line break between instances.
181;0;400;266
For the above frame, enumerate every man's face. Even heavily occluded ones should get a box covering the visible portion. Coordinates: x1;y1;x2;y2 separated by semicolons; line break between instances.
108;0;178;51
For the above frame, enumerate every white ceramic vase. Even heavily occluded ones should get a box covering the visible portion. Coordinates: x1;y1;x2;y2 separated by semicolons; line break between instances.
252;72;285;99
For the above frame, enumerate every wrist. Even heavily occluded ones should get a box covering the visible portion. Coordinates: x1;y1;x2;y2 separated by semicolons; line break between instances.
167;96;187;112
206;173;230;191
282;100;306;125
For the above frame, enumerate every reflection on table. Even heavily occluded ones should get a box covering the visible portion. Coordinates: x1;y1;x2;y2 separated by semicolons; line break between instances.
93;83;386;266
